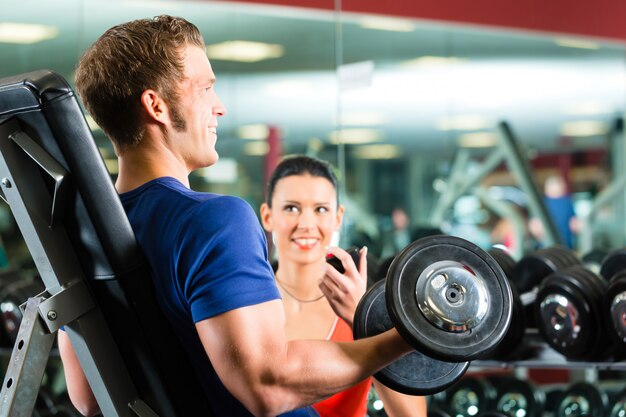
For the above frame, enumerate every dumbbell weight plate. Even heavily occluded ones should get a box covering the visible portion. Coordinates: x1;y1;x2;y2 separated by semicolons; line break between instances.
600;248;626;281
582;248;609;275
535;269;593;360
512;246;580;294
557;382;608;417
607;270;626;348
0;277;45;345
386;235;512;362
486;248;525;360
494;377;545;417
544;388;566;415
608;388;626;417
610;399;626;417
446;377;497;417
535;266;611;360
487;248;516;280
353;280;469;395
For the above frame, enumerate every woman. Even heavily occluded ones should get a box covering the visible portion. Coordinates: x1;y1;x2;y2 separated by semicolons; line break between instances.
260;155;427;417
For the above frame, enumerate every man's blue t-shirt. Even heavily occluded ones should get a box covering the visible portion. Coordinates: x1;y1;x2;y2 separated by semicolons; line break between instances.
120;177;317;417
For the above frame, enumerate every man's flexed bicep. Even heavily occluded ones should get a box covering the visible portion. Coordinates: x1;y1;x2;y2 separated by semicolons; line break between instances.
196;299;300;416
196;299;412;417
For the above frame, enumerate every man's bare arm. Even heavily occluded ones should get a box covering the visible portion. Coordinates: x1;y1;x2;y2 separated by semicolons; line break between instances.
58;331;100;417
196;299;412;417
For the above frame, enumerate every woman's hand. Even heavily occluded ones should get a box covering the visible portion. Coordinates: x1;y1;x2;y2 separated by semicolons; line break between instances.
319;246;368;327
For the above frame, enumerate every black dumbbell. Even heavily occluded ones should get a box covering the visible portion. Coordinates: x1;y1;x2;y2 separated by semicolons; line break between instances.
607;387;626;417
556;382;608;417
582;248;610;275
606;269;626;354
385;235;512;362
353;235;512;395
0;275;45;345
446;377;497;417
600;248;626;282
0;270;24;347
535;265;614;360
513;246;581;294
512;246;580;333
492;377;545;417
544;387;566;415
354;279;469;395
485;248;525;360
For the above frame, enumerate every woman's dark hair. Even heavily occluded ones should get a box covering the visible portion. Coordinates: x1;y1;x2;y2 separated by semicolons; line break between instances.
266;155;338;207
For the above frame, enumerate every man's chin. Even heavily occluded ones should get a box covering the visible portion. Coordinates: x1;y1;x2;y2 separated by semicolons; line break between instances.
205;153;219;167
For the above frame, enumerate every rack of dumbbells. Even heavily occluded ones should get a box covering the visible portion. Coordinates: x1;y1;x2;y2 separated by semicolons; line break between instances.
364;242;626;417
478;245;625;368
425;375;626;417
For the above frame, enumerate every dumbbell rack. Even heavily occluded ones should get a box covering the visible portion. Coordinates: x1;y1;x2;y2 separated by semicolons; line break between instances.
470;328;626;371
474;351;626;371
441;340;626;417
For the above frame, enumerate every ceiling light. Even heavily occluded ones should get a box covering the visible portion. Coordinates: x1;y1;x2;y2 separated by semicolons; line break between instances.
400;56;466;68
237;124;269;140
358;17;416;32
562;101;613;116
338;111;387;126
560;120;609;137
338;60;374;91
244;142;269;156
0;22;58;44
457;132;498;148
206;40;284;63
352;144;401;159
554;37;599;50
328;129;382;144
437;115;491;131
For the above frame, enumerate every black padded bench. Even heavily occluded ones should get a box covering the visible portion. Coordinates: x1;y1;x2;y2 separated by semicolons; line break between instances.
0;70;213;417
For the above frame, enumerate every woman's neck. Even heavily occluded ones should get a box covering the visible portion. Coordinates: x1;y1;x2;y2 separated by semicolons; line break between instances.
275;259;325;297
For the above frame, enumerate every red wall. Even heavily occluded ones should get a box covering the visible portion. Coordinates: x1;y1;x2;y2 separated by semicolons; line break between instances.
233;0;626;43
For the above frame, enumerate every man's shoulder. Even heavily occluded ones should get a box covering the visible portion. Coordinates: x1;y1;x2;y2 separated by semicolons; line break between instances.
189;192;253;217
173;191;259;234
122;177;247;208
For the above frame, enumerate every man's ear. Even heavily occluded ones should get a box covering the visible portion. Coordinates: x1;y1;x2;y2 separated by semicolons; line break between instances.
140;89;168;125
260;203;273;232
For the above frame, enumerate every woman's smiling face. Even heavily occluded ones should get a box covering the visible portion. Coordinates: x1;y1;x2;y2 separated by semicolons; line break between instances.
262;174;344;266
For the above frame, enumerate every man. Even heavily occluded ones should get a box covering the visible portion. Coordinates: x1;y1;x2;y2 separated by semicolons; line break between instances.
528;174;581;249
58;15;412;417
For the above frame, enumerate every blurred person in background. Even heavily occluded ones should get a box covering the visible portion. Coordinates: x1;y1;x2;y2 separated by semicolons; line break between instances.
529;174;581;249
